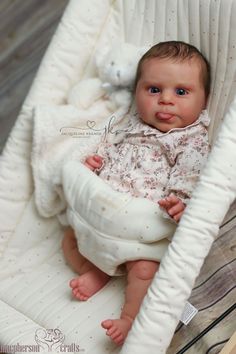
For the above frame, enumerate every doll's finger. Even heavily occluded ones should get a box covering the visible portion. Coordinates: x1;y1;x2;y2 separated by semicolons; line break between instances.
158;199;172;210
167;194;181;205
168;202;185;216
160;196;175;205
85;156;94;164
166;194;180;206
84;157;100;170
158;199;166;206
173;211;184;222
84;162;95;171
92;155;104;168
93;155;103;162
87;156;101;168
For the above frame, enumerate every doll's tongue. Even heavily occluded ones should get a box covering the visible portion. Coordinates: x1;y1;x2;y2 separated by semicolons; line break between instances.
156;112;174;120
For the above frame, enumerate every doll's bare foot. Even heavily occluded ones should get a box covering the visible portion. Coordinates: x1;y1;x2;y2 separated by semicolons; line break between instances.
101;316;133;346
70;269;110;301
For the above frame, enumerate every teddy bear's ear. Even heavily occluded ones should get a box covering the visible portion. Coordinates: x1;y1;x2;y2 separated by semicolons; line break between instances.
95;40;119;70
95;37;124;69
95;46;109;69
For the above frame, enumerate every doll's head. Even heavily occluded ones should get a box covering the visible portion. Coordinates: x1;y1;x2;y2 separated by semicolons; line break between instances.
134;41;211;132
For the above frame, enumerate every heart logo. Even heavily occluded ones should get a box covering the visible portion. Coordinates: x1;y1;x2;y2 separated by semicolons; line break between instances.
35;328;65;351
87;120;96;129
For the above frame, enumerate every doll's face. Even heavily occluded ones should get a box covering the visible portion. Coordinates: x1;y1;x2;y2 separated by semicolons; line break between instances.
135;57;206;132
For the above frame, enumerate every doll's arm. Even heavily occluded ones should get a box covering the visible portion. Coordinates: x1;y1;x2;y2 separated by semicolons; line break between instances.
158;194;186;222
164;132;209;209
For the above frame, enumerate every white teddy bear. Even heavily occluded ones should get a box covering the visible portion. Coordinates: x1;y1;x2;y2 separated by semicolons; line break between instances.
67;42;148;113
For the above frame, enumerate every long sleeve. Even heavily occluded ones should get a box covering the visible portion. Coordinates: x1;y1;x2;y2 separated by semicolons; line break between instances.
165;131;210;203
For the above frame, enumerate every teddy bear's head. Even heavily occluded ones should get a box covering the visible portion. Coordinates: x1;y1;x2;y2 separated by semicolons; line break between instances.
96;42;149;89
67;42;150;112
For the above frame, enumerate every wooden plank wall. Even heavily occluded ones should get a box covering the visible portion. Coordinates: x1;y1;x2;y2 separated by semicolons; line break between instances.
0;0;68;152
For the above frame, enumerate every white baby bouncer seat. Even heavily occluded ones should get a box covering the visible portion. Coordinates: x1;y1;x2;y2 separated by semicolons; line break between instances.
0;0;236;353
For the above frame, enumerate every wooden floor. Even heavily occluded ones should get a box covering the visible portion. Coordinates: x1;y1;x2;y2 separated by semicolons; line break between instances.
0;0;69;152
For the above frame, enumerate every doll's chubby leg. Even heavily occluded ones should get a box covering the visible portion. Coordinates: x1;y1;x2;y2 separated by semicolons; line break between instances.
101;259;159;345
62;227;110;300
62;227;90;274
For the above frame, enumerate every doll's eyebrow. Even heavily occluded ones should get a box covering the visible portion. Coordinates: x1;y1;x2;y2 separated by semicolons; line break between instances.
143;80;195;90
140;80;160;86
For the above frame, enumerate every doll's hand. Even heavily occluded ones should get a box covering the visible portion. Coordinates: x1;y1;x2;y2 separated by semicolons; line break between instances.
84;155;103;171
158;194;186;222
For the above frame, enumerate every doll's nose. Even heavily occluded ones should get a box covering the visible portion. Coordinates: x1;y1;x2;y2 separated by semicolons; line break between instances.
158;90;174;105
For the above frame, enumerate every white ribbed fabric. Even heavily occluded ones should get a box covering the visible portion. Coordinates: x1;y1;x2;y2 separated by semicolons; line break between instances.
119;0;236;142
0;0;236;353
121;97;236;353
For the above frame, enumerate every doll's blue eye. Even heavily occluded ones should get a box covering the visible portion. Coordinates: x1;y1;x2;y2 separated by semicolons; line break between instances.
149;87;160;94
176;88;187;96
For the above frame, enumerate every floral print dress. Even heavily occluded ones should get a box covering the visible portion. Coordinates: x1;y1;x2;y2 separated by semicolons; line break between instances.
96;110;210;204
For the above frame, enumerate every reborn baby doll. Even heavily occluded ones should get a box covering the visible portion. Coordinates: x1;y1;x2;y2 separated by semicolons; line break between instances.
62;40;211;346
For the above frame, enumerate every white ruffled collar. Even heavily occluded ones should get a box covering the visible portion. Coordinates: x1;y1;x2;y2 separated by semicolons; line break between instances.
126;109;210;137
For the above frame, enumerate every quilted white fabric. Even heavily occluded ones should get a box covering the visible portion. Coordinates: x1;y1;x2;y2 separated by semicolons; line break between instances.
31;103;114;219
0;0;236;353
63;161;175;275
